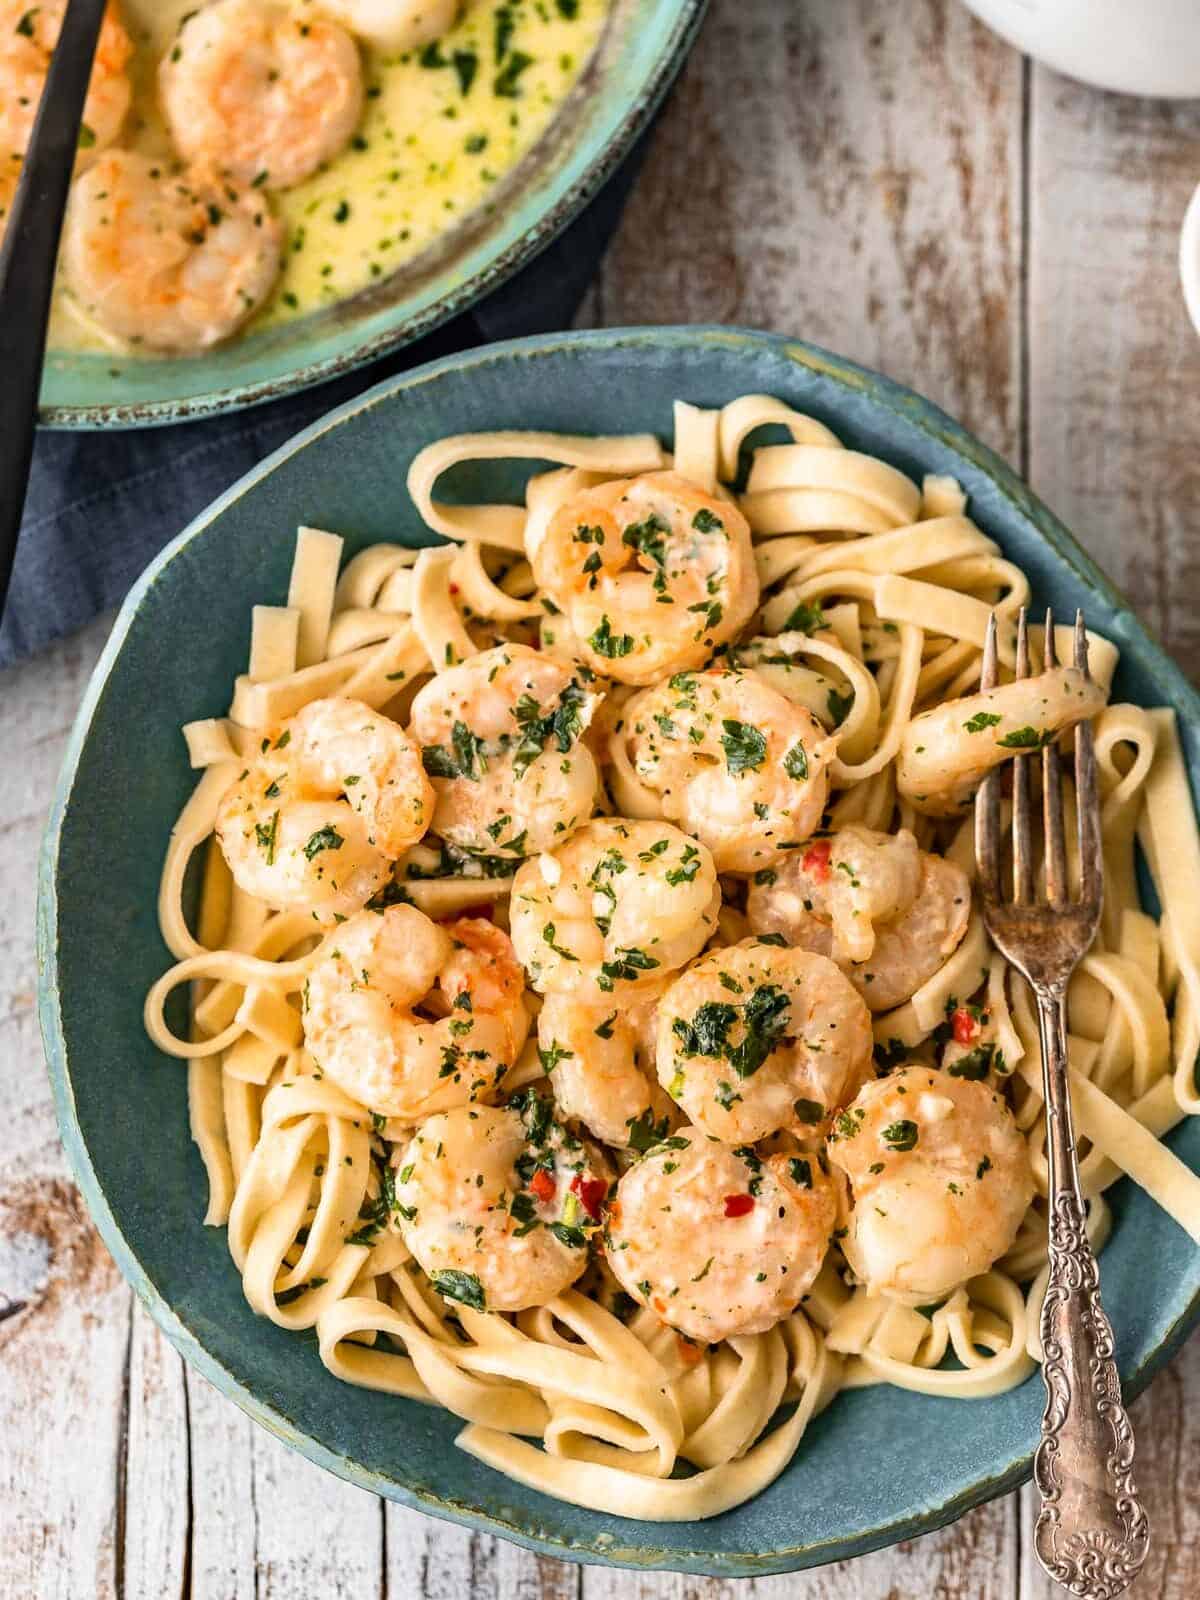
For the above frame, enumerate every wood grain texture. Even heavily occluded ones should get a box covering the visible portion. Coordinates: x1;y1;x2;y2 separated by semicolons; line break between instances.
1026;72;1200;681
0;617;129;1600
589;0;1025;457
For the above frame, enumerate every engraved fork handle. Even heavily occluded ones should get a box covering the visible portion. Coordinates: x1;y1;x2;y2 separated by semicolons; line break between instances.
1031;986;1150;1598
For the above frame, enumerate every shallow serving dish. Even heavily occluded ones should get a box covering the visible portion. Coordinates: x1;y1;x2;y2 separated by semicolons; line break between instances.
38;326;1200;1576
37;0;705;429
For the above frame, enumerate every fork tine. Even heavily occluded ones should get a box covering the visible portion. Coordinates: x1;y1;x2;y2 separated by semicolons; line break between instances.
1074;611;1102;907
1011;607;1036;904
975;613;1003;901
1041;608;1069;908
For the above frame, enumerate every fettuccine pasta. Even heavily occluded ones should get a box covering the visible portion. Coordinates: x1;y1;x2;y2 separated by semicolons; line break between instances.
144;396;1200;1522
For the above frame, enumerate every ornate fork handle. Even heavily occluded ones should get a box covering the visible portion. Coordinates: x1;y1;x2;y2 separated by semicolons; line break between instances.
1031;986;1150;1598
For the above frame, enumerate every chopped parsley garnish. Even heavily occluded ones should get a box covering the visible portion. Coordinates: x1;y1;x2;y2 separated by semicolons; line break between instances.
494;49;533;96
254;810;279;865
997;725;1054;749
548;1220;587;1249
964;710;1002;733
792;1098;825;1124
625;1107;670;1153
665;843;701;886
597;947;658;990
421;719;487;780
783;740;809;780
588;615;635;659
303;825;344;861
692;508;723;533
881;1119;919;1151
947;1043;994;1080
783;600;825;635
622;512;669;571
538;1038;572;1073
431;1269;486;1310
828;687;854;728
511;679;587;777
721;719;767;776
673;1002;738;1059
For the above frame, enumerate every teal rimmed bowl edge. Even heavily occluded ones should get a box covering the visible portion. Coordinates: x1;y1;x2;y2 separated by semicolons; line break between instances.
36;324;1200;1576
39;2;709;430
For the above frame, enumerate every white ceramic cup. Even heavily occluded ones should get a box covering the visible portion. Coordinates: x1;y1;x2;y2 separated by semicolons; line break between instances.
1182;183;1200;338
958;0;1200;98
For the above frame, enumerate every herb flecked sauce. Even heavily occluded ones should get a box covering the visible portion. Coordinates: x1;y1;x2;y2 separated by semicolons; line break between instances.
50;0;609;354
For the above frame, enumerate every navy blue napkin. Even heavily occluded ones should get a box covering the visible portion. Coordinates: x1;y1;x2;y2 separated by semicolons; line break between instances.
2;145;644;668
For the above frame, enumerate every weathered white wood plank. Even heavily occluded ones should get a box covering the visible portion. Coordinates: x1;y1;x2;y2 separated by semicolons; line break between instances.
187;1364;260;1600
591;0;1025;457
123;1304;190;1598
249;1420;384;1597
578;1493;1016;1600
387;1501;581;1599
0;617;129;1600
1027;69;1200;681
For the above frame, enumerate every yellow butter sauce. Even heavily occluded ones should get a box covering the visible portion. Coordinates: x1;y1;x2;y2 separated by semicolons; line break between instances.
49;0;609;354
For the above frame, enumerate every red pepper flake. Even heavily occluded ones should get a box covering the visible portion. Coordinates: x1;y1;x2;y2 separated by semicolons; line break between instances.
449;583;460;595
570;1173;607;1221
723;1193;754;1218
676;1335;704;1366
530;1168;556;1202
801;839;832;881
951;1007;979;1046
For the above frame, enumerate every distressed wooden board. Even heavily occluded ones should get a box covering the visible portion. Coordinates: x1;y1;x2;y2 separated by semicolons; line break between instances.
1026;69;1200;681
5;0;1200;1593
0;618;131;1600
588;0;1025;458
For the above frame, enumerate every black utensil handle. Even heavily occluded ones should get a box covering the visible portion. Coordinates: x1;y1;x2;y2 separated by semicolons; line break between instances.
0;0;110;627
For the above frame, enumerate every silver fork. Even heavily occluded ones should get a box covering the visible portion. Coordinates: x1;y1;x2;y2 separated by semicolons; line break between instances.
975;607;1149;1598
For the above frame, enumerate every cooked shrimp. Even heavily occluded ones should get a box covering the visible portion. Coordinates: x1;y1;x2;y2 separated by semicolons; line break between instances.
746;829;971;1013
620;668;835;872
655;938;873;1144
303;905;528;1118
215;696;433;923
397;1094;610;1312
509;819;720;1001
160;0;363;191
0;0;131;167
529;471;759;687
61;150;283;352
604;1132;838;1342
408;643;601;861
826;1066;1033;1302
0;155;15;244
318;0;459;49
538;988;673;1148
898;665;1107;817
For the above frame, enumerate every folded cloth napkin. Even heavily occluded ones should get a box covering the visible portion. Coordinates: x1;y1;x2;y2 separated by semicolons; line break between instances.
1;144;644;669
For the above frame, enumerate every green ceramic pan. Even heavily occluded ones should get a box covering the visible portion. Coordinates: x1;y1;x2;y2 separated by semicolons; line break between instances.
38;327;1200;1575
38;0;706;428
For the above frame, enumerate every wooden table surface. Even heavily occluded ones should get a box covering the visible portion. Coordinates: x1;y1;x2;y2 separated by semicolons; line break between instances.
4;2;1200;1594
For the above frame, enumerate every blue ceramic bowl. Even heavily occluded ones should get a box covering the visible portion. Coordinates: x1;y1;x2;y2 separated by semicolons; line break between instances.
39;0;706;428
39;328;1200;1576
